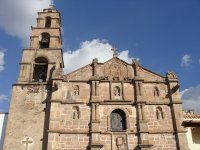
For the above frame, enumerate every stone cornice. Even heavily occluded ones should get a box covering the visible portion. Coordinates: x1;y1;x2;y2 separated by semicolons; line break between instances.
51;99;86;104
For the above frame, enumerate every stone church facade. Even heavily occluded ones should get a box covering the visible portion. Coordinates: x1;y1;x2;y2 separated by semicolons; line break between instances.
3;6;189;150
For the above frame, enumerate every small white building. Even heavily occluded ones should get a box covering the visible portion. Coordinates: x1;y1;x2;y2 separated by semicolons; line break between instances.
183;110;200;150
0;113;8;149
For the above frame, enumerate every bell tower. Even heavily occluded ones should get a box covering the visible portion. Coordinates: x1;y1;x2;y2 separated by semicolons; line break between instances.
18;5;64;83
3;6;64;150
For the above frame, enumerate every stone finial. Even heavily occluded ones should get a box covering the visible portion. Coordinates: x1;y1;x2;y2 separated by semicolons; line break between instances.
92;58;98;64
166;71;178;79
132;58;140;66
111;47;118;57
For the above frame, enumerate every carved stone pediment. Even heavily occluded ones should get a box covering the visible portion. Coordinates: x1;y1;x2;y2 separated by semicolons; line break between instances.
62;57;165;82
103;57;130;81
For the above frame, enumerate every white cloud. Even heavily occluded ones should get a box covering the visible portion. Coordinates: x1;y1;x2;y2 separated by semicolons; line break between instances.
181;84;200;114
0;50;5;72
181;54;192;68
0;0;52;46
63;39;139;73
0;94;8;102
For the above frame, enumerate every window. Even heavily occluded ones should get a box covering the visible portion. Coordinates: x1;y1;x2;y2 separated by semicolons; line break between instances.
45;16;51;27
72;106;80;119
114;86;120;97
111;109;126;130
73;85;79;96
32;57;48;82
156;107;164;120
39;32;50;48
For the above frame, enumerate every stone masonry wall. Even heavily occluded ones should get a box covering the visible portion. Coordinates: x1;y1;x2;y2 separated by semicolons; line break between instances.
149;134;177;150
3;85;47;150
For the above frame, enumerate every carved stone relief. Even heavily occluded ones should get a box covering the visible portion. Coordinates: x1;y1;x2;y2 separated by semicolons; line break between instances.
21;136;33;150
27;86;40;94
116;136;126;150
104;60;128;80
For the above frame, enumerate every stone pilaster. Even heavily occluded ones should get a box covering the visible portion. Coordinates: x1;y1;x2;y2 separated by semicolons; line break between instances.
134;77;152;150
166;71;190;150
89;76;103;150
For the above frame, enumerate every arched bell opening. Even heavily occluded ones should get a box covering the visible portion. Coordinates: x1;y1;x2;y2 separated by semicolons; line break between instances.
45;16;51;27
32;57;48;82
39;32;50;48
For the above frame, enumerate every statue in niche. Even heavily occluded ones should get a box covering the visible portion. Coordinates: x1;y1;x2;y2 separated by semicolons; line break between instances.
156;107;164;120
154;86;159;96
72;106;80;119
73;85;79;96
114;86;120;97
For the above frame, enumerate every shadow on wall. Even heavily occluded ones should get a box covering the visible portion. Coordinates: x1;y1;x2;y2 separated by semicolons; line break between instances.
0;113;8;149
192;128;200;144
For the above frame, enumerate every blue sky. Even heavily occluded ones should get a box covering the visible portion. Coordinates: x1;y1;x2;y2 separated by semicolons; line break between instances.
0;0;200;113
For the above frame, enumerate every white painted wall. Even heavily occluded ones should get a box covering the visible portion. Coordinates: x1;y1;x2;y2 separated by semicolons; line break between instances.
186;127;200;150
0;113;8;149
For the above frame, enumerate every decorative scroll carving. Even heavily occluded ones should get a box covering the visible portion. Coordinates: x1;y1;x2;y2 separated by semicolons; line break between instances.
104;59;128;80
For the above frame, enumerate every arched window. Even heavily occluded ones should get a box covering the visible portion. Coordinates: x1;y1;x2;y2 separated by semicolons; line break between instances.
156;107;164;120
32;57;48;82
111;109;126;130
114;86;120;97
73;85;79;96
72;106;80;119
154;86;159;96
45;16;51;27
39;32;50;48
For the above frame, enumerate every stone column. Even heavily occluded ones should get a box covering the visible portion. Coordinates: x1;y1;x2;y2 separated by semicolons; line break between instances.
96;81;99;96
138;104;142;121
96;104;100;121
121;82;125;100
109;81;112;100
92;103;95;121
92;81;95;96
141;103;146;121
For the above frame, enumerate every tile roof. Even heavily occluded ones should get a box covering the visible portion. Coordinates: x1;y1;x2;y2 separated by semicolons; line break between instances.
184;114;200;120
